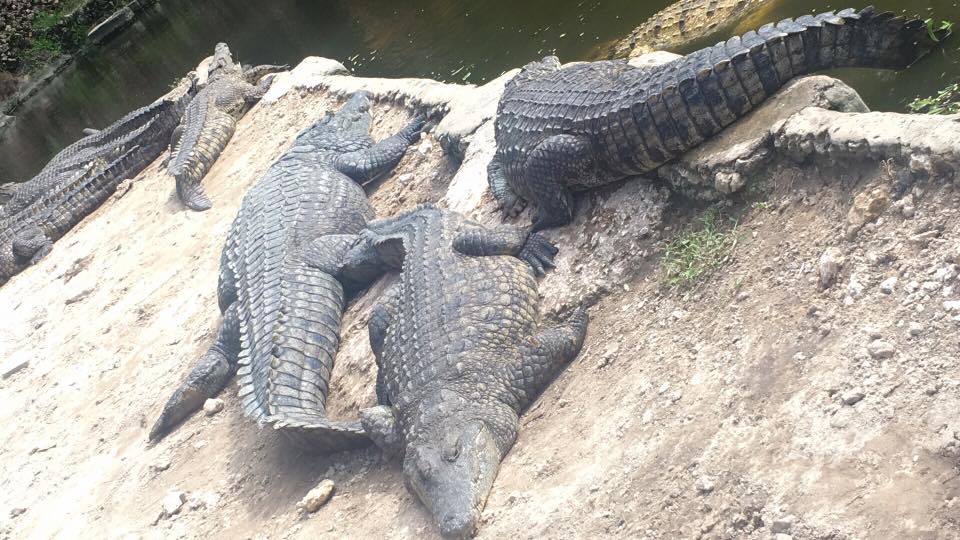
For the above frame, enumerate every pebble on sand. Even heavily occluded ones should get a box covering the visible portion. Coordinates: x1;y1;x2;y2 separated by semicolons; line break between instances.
867;340;896;360
162;491;186;517
298;479;336;514
203;398;225;416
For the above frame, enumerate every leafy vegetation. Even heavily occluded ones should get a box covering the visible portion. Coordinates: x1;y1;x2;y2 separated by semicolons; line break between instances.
909;82;960;115
660;208;739;291
18;36;62;73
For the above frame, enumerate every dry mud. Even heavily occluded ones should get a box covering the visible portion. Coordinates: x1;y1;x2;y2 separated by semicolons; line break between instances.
1;58;958;539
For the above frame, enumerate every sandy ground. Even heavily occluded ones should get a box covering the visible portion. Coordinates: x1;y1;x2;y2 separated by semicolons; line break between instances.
1;59;958;540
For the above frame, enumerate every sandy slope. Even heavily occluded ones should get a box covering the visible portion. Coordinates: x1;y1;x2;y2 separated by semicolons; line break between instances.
1;58;958;540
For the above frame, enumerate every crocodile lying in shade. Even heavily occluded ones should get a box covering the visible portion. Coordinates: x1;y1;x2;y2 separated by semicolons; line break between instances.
331;205;588;538
148;93;424;453
0;76;195;286
608;0;776;58
489;7;951;230
166;43;286;211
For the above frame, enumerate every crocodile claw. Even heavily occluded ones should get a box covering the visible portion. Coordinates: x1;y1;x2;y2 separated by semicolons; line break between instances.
518;232;557;276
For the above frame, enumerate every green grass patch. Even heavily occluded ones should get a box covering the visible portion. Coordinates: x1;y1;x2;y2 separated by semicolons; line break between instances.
660;208;739;291
18;36;62;72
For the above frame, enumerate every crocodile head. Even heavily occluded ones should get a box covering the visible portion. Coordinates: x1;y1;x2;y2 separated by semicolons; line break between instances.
403;420;502;539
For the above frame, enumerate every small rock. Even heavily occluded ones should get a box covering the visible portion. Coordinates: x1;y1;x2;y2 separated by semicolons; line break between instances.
10;507;26;518
162;491;186;517
908;322;924;336
944;300;960;314
298;479;335;514
841;390;865;406
203;398;224;416
867;340;895;359
879;277;897;294
845;187;890;239
774;535;794;540
397;173;413;184
909;230;940;246
770;515;796;533
695;477;715;494
151;456;172;473
818;247;844;289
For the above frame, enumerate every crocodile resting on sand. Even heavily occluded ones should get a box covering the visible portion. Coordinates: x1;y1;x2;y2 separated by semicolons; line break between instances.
489;7;950;230
609;0;775;58
333;205;588;538
0;74;196;221
149;93;424;453
166;43;285;211
0;75;195;286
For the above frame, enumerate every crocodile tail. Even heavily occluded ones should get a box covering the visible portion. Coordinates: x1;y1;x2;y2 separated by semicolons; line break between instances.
235;262;363;452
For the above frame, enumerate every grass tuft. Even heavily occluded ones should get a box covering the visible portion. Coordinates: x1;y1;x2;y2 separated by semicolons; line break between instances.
660;207;739;291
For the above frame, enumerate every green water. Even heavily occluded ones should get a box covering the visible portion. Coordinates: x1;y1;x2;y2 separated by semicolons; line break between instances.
1;0;958;182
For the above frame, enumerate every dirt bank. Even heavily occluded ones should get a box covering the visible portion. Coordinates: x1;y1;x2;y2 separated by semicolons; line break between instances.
1;58;958;540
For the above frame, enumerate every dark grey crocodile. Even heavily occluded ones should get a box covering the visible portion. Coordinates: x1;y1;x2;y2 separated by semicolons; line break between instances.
0;74;196;221
148;93;425;453
489;7;950;230
166;43;285;211
332;205;588;538
0;77;195;285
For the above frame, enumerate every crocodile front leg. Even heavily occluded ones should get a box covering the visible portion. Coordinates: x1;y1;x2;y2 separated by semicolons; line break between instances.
517;134;594;231
360;405;403;457
510;306;589;410
334;115;425;184
148;302;241;442
12;225;53;265
452;226;558;276
243;64;289;84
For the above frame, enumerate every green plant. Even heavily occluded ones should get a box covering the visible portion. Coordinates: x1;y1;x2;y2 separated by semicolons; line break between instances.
660;208;739;291
909;82;960;115
924;18;954;42
18;37;61;72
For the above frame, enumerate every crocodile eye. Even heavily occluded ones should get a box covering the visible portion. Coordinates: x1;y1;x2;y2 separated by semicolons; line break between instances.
441;441;460;462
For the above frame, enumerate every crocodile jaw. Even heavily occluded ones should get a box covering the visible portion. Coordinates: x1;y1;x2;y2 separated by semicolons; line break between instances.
403;421;502;539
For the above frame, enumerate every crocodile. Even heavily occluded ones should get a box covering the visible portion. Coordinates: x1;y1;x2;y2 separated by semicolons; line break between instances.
489;7;950;230
0;77;195;285
609;0;776;58
0;73;196;220
331;205;588;538
166;43;286;211
148;93;425;453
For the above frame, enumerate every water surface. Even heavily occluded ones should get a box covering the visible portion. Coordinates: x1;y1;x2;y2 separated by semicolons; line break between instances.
1;0;958;182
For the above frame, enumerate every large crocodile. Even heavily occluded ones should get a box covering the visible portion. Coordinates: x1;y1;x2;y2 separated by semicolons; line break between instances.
166;43;285;211
148;93;424;453
608;0;776;58
0;74;196;220
332;205;588;538
489;7;950;230
0;77;195;285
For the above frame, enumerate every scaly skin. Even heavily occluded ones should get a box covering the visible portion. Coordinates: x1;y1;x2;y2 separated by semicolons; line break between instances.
149;93;425;453
0;73;195;220
490;7;950;230
166;43;284;211
334;205;588;538
609;0;775;58
0;77;194;286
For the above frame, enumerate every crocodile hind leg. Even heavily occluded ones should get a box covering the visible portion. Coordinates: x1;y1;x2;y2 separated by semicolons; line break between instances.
12;225;52;265
334;115;425;184
360;405;403;457
510;306;589;411
487;156;525;216
519;134;594;231
452;225;558;276
148;303;240;442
